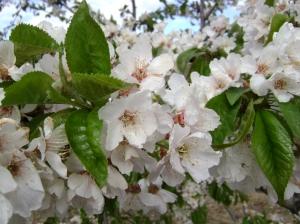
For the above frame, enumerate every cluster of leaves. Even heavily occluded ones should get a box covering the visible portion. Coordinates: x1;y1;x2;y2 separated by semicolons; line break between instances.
4;0;127;187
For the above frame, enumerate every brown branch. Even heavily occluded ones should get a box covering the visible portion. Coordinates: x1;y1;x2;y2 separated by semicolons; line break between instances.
131;0;137;19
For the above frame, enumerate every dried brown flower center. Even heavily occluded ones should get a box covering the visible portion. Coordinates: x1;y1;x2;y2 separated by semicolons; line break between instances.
119;110;136;127
148;184;159;194
256;63;269;75
274;79;287;90
0;65;10;81
126;184;141;193
7;160;22;176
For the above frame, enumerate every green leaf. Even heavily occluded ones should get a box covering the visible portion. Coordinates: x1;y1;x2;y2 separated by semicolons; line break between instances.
213;100;255;150
65;109;108;187
206;93;241;145
72;73;127;105
265;0;275;7
279;97;300;141
176;48;211;77
176;48;199;75
9;24;59;66
65;1;111;74
225;87;246;106
265;14;289;45
191;205;207;224
2;72;69;106
252;110;294;202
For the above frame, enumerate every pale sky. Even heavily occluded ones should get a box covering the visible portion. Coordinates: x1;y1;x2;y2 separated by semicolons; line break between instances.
0;0;240;35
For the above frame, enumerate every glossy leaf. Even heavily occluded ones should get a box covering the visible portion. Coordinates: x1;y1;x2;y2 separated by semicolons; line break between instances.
9;24;59;66
65;110;108;187
252;110;294;202
65;1;111;74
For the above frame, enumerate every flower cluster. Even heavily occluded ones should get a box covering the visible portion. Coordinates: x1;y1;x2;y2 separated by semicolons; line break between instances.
0;0;300;223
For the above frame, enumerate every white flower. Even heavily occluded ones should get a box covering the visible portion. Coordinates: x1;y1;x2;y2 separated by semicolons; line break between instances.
211;36;236;53
249;74;271;96
113;36;174;91
149;153;185;187
68;172;104;214
210;53;242;84
163;73;220;131
0;41;34;82
118;183;144;212
269;72;300;102
101;165;128;198
28;117;68;178
241;45;279;77
169;125;221;183
0;41;16;82
139;178;177;214
0;118;29;165
213;143;256;182
99;91;158;150
4;151;45;217
110;141;156;175
40;178;69;218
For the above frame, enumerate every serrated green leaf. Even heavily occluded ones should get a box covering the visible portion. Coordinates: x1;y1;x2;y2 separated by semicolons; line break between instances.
206;93;241;145
65;109;108;187
9;24;59;66
65;1;111;74
265;14;289;45
2;71;69;106
279;97;300;141
252;110;294;202
213;100;255;150
225;87;246;106
72;73;127;105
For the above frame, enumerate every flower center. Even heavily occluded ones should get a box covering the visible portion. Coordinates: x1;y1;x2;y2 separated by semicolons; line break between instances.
0;65;10;81
148;184;159;194
126;184;141;193
173;111;185;127
274;79;287;90
7;160;22;177
215;79;226;89
177;144;188;157
119;110;136;127
256;63;269;75
131;59;149;82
